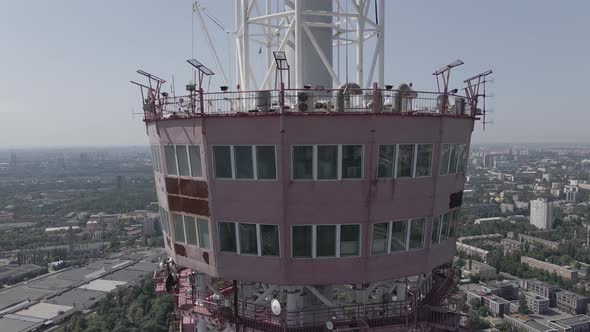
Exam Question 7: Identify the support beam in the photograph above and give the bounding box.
[306,286,335,307]
[302,24,341,87]
[253,284,277,304]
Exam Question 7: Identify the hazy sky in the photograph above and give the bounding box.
[1,0,589,147]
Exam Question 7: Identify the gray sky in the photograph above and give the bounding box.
[1,0,589,147]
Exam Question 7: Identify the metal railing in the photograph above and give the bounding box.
[166,267,468,331]
[142,86,475,122]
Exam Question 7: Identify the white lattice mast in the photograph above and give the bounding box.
[235,0,386,90]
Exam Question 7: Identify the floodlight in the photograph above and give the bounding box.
[433,59,464,75]
[273,51,289,70]
[463,70,493,83]
[136,70,165,83]
[186,59,214,76]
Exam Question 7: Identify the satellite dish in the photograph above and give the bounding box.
[270,299,281,316]
[326,321,334,330]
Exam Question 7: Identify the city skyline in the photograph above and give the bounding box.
[1,0,589,147]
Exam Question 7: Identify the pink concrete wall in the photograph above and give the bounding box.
[147,114,473,285]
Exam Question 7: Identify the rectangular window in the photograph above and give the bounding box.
[197,219,210,249]
[342,145,362,179]
[372,222,389,255]
[213,146,232,178]
[457,144,468,173]
[449,144,459,174]
[219,222,237,252]
[189,145,203,177]
[316,225,336,257]
[440,144,451,175]
[234,146,254,179]
[176,145,190,176]
[184,216,198,246]
[391,220,408,252]
[378,145,395,178]
[293,146,314,179]
[239,223,258,254]
[431,216,441,245]
[440,213,450,241]
[155,147,162,173]
[317,145,338,180]
[159,207,168,234]
[173,213,185,243]
[165,146,178,176]
[292,225,312,257]
[340,225,360,257]
[256,146,276,180]
[409,218,425,249]
[415,144,433,177]
[261,224,280,256]
[397,144,414,178]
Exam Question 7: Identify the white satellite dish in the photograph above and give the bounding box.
[270,299,281,316]
[326,321,334,330]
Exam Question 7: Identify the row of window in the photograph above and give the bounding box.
[218,222,280,256]
[431,209,460,245]
[292,145,363,180]
[215,213,459,258]
[172,213,210,249]
[371,218,426,255]
[213,145,277,180]
[377,144,432,178]
[440,144,468,175]
[152,143,468,180]
[164,145,203,178]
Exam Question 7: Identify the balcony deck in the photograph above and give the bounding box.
[141,87,476,123]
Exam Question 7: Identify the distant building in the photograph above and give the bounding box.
[142,217,160,236]
[530,199,554,230]
[467,290,510,317]
[0,264,45,285]
[504,314,557,332]
[474,217,506,224]
[555,290,590,315]
[521,256,578,282]
[501,238,522,255]
[501,203,515,213]
[548,315,590,332]
[520,256,578,282]
[519,234,560,250]
[464,260,496,280]
[520,280,559,306]
[565,185,579,203]
[456,242,489,263]
[523,291,550,314]
[481,280,519,301]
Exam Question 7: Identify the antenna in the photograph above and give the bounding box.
[433,60,464,114]
[131,69,167,121]
[463,69,493,129]
[270,299,281,316]
[187,59,215,91]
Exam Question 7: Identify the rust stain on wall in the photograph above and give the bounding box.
[167,195,210,217]
[174,243,187,257]
[165,177,180,195]
[179,179,209,199]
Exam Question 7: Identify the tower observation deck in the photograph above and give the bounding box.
[134,1,491,331]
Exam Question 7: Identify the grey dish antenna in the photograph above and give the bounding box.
[270,299,281,316]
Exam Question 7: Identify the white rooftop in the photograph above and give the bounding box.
[78,279,126,292]
[15,302,74,320]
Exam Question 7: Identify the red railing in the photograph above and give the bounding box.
[142,86,475,122]
[165,267,468,331]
